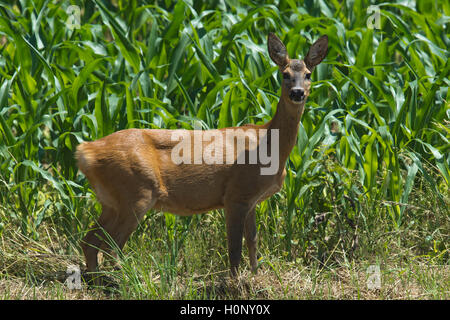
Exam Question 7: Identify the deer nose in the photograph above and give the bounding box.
[289,88,305,101]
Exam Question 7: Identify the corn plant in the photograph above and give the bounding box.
[0,0,448,274]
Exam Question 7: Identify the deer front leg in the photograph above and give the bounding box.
[225,202,251,277]
[244,208,258,274]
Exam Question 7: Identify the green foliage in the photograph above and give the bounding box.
[0,0,448,286]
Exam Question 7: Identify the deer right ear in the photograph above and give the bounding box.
[304,35,328,72]
[268,33,289,68]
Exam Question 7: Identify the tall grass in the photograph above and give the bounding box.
[0,0,448,298]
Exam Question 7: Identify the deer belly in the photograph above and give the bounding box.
[155,165,228,215]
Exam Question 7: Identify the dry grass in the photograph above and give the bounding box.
[1,226,448,300]
[2,262,447,300]
[1,180,448,300]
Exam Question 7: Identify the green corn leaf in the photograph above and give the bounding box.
[94,0,141,72]
[72,58,105,113]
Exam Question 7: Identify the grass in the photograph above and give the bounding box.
[1,172,448,299]
[0,0,449,299]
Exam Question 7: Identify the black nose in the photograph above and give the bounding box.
[290,88,304,101]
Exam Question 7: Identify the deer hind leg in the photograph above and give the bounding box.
[102,190,157,262]
[82,188,156,273]
[225,201,253,277]
[81,205,118,273]
[244,207,258,274]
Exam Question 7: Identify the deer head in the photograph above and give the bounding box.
[268,33,328,106]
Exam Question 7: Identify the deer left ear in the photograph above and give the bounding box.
[304,35,328,72]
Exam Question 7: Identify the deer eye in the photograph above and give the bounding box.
[282,72,290,80]
[305,73,311,80]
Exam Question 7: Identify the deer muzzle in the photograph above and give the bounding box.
[289,87,305,102]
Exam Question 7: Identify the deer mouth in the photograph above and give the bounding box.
[289,89,305,103]
[290,95,305,104]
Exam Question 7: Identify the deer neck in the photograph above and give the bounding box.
[265,95,305,172]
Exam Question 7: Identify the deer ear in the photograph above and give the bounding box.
[304,35,328,71]
[268,33,289,68]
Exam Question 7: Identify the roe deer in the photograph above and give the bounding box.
[76,33,328,277]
